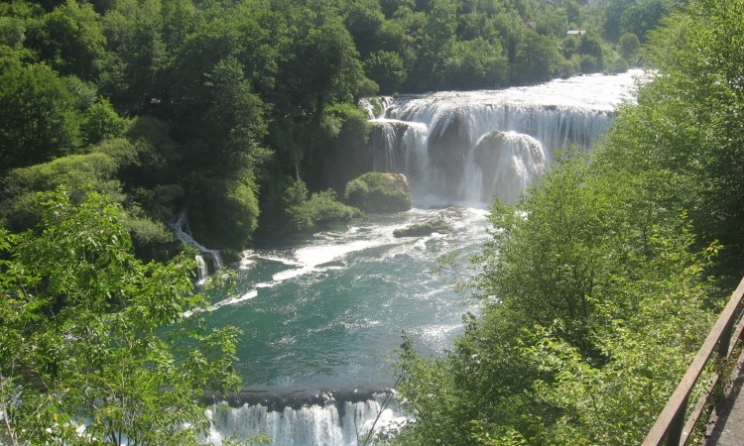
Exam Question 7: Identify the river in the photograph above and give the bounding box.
[198,70,644,445]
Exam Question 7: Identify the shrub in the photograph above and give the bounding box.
[580,55,600,73]
[284,180,361,230]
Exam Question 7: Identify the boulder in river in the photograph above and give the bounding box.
[393,219,452,237]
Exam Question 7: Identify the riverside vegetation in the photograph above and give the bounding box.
[0,0,734,444]
[391,0,744,444]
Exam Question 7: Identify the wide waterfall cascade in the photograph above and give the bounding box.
[171,210,224,274]
[366,70,642,204]
[205,393,406,446]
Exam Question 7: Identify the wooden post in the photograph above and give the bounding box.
[719,318,734,360]
[666,395,688,446]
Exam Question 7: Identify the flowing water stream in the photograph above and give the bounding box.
[202,71,644,445]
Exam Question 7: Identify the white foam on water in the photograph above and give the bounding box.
[211,227,406,311]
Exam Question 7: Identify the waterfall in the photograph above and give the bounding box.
[464,131,547,203]
[195,255,209,283]
[370,121,398,172]
[358,96,395,120]
[202,72,644,446]
[204,393,407,446]
[400,123,431,200]
[360,70,642,205]
[171,210,224,274]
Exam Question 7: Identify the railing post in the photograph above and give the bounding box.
[718,318,734,359]
[643,277,744,446]
[665,394,688,446]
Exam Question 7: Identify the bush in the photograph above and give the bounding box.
[365,50,407,94]
[580,55,600,73]
[81,97,129,146]
[0,60,81,172]
[607,57,629,74]
[1,152,123,205]
[344,172,412,213]
[0,191,241,446]
[558,58,579,78]
[284,180,361,231]
[619,32,641,61]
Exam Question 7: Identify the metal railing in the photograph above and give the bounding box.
[643,277,744,446]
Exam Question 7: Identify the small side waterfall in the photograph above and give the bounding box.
[195,255,209,283]
[171,210,224,276]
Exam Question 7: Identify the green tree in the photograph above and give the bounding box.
[444,37,508,89]
[620,0,671,42]
[380,0,416,18]
[619,32,640,61]
[160,0,198,53]
[100,0,167,115]
[187,176,261,249]
[609,0,744,281]
[514,30,561,82]
[81,97,129,146]
[0,190,242,445]
[32,0,106,81]
[602,0,635,42]
[0,58,81,172]
[578,31,604,69]
[412,0,457,89]
[365,50,408,93]
[535,5,568,38]
[200,56,269,175]
[565,0,581,25]
[493,11,523,64]
[344,0,386,57]
[393,149,717,445]
[297,18,369,112]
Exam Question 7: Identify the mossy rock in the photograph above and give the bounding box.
[393,219,452,238]
[344,172,412,213]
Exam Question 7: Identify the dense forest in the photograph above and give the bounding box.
[0,0,655,260]
[4,0,742,444]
